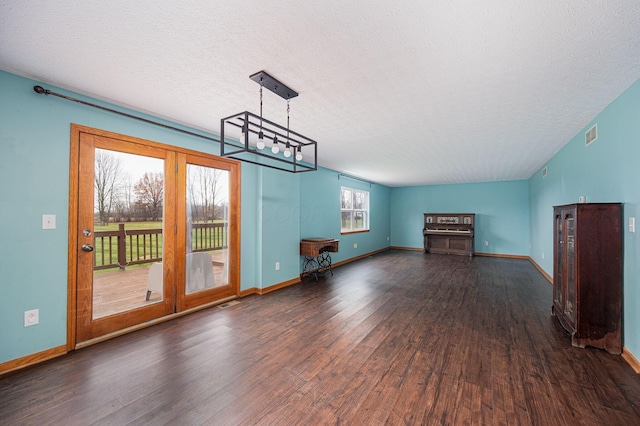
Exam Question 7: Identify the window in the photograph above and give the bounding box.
[341,186,369,233]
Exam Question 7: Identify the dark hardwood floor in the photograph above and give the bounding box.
[2,250,640,425]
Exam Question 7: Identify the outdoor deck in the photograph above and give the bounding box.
[93,253,226,318]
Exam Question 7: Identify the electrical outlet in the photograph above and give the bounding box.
[353,243,357,249]
[24,309,39,327]
[275,262,280,271]
[483,241,488,246]
[42,214,56,229]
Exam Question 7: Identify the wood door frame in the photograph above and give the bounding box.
[67,124,241,350]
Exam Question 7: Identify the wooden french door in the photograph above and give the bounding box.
[69,125,240,345]
[176,152,240,310]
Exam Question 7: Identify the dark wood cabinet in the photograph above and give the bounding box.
[552,203,622,354]
[423,213,475,256]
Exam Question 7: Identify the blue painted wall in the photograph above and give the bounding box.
[4,65,640,367]
[300,168,391,264]
[0,70,389,365]
[0,71,306,363]
[240,164,260,290]
[529,78,640,356]
[260,167,301,285]
[390,180,530,255]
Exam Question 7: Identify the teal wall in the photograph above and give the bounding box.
[259,167,301,285]
[529,78,640,356]
[389,180,530,255]
[300,168,391,263]
[0,70,353,364]
[3,65,640,366]
[240,165,260,290]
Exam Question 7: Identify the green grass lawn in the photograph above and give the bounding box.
[95,221,163,232]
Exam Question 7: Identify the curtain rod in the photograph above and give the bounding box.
[338,173,373,186]
[32,85,222,144]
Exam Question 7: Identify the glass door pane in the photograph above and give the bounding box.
[92,149,166,318]
[554,213,563,308]
[565,213,576,322]
[185,164,229,294]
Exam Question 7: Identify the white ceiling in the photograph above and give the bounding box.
[2,1,640,187]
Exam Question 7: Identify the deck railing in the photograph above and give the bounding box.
[93,222,228,270]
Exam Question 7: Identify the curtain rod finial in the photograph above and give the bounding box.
[33,86,49,95]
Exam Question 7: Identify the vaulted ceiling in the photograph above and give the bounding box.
[2,1,640,186]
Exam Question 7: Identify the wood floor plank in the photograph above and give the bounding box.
[386,348,434,425]
[2,251,640,425]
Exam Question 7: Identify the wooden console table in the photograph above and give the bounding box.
[300,238,339,280]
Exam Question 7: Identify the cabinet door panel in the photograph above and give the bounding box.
[554,212,563,309]
[564,213,576,323]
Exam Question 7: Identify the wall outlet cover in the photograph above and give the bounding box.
[42,214,56,229]
[24,309,39,327]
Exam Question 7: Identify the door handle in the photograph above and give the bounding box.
[82,244,94,252]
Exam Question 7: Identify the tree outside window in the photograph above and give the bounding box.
[341,187,369,232]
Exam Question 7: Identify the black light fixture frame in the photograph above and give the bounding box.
[220,71,317,173]
[220,111,317,173]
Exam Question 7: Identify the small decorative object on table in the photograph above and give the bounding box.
[300,238,339,280]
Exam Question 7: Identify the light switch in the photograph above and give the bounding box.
[42,214,56,229]
[630,217,635,233]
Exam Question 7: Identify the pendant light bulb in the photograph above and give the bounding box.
[284,141,292,158]
[271,136,280,154]
[295,146,303,161]
[240,125,246,145]
[256,131,265,150]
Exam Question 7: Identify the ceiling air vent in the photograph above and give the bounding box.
[585,124,597,146]
[542,167,547,178]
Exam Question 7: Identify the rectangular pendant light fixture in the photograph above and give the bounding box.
[220,71,317,173]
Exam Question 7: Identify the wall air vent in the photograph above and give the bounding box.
[585,124,597,146]
[542,167,547,177]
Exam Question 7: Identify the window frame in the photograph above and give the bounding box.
[340,186,370,234]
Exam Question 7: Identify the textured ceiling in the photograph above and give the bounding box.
[2,1,640,187]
